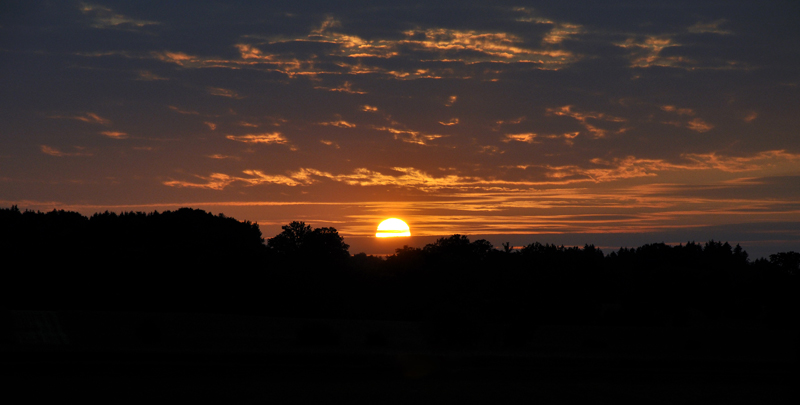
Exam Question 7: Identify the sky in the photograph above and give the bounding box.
[1,1,799,258]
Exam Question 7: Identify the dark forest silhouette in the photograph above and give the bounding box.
[1,206,797,331]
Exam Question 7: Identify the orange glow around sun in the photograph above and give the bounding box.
[376,218,411,238]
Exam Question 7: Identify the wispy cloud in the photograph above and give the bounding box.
[99,131,128,139]
[40,145,91,157]
[371,126,444,145]
[225,132,294,149]
[314,81,366,94]
[79,3,160,29]
[206,154,238,160]
[50,112,111,125]
[546,105,626,138]
[319,120,356,128]
[688,19,733,35]
[168,106,199,115]
[504,133,537,143]
[136,70,167,81]
[208,87,243,99]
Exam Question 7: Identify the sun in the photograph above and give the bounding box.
[376,218,410,238]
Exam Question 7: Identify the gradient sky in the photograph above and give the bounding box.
[2,1,799,257]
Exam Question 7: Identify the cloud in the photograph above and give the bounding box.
[314,81,366,94]
[546,106,626,138]
[206,154,238,160]
[361,105,379,112]
[204,122,217,130]
[683,150,800,172]
[40,145,91,157]
[99,131,128,139]
[136,71,167,81]
[319,120,356,128]
[685,118,714,133]
[371,126,444,145]
[504,133,537,143]
[688,20,733,35]
[50,112,111,125]
[660,105,695,116]
[168,106,199,115]
[225,133,295,149]
[79,3,160,29]
[439,118,459,126]
[207,87,243,99]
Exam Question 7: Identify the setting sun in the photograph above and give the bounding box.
[376,218,411,238]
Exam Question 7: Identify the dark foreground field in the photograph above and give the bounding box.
[3,310,796,404]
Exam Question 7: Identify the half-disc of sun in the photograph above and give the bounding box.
[376,218,410,238]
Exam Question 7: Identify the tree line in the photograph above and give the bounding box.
[1,206,797,329]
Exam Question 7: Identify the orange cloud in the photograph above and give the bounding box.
[40,145,92,157]
[226,132,287,144]
[136,70,167,81]
[79,3,160,29]
[168,106,199,115]
[99,131,128,139]
[314,81,366,94]
[319,120,356,128]
[686,118,714,133]
[439,118,459,126]
[660,105,695,116]
[51,112,111,125]
[547,105,626,138]
[504,133,537,143]
[208,87,243,99]
[371,126,444,145]
[688,19,732,35]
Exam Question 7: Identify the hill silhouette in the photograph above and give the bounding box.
[1,206,797,330]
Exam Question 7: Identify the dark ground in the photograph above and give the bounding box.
[2,310,796,404]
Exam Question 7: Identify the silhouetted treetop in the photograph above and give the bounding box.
[267,221,349,260]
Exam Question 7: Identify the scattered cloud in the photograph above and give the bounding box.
[439,118,459,126]
[660,105,695,116]
[99,131,128,139]
[504,133,537,143]
[136,70,167,81]
[446,96,457,106]
[168,106,199,115]
[686,118,714,133]
[314,81,366,94]
[207,87,243,99]
[225,132,290,145]
[319,120,356,128]
[204,122,217,130]
[40,145,92,157]
[206,154,238,160]
[372,126,444,145]
[688,19,733,35]
[320,140,340,148]
[546,106,626,138]
[361,105,378,112]
[50,112,111,125]
[79,3,160,29]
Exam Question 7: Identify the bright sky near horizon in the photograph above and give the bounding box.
[1,1,799,257]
